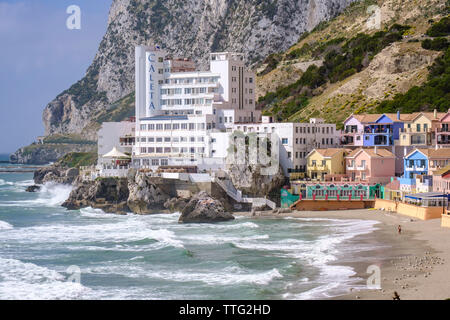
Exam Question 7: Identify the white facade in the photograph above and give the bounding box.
[233,117,340,175]
[133,46,261,171]
[98,121,135,164]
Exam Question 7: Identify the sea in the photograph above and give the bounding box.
[0,154,384,300]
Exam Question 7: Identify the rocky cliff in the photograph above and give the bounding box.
[41,0,357,141]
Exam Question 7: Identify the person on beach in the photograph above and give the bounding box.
[398,225,402,235]
[393,291,401,300]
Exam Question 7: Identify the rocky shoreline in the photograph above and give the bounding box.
[28,164,242,223]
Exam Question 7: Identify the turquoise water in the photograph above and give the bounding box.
[0,168,382,300]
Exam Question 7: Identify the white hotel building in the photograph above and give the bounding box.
[132,45,261,170]
[97,45,341,177]
[233,117,340,175]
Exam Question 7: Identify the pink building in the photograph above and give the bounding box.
[436,110,450,147]
[345,148,396,184]
[433,165,450,193]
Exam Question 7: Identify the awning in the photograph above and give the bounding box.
[103,147,130,159]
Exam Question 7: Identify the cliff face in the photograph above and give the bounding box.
[42,0,357,140]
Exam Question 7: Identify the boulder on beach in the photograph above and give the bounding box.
[25,185,41,193]
[178,191,234,223]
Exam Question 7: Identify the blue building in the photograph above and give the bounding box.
[362,113,404,147]
[403,148,429,179]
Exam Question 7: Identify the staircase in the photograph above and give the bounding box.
[213,177,276,210]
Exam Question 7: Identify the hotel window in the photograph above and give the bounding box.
[322,160,326,166]
[140,147,147,153]
[331,138,334,145]
[198,147,205,153]
[149,124,155,130]
[189,123,195,130]
[296,152,299,159]
[148,147,155,153]
[232,88,237,93]
[180,147,187,153]
[181,123,187,130]
[173,137,179,143]
[198,123,205,130]
[158,68,163,74]
[164,148,171,153]
[190,137,195,142]
[232,66,236,71]
[282,138,288,145]
[173,123,179,130]
[158,57,163,62]
[249,77,253,83]
[307,127,310,134]
[417,124,421,132]
[156,147,163,153]
[161,159,168,166]
[141,137,147,143]
[185,88,192,94]
[288,152,292,158]
[296,138,299,144]
[156,124,163,130]
[312,160,316,166]
[249,89,253,94]
[164,124,171,130]
[140,124,147,130]
[198,137,204,142]
[164,137,171,142]
[152,159,160,166]
[190,148,195,154]
[172,147,179,153]
[180,137,187,142]
[249,99,253,105]
[232,77,236,82]
[156,137,163,142]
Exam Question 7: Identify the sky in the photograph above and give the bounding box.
[0,0,112,154]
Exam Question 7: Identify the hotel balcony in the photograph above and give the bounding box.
[356,165,366,171]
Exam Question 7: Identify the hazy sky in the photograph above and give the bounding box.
[0,0,112,154]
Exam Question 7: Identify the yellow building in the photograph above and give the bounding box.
[399,111,444,146]
[306,148,347,180]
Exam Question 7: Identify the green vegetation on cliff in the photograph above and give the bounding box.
[258,24,412,120]
[376,17,450,113]
[58,152,97,168]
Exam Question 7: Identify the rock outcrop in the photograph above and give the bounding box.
[164,197,190,213]
[10,143,95,165]
[33,165,79,185]
[62,177,130,214]
[126,170,170,214]
[226,162,286,198]
[25,185,41,193]
[179,191,234,224]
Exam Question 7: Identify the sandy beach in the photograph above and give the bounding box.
[235,209,450,300]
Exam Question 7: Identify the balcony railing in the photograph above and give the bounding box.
[400,128,432,133]
[405,165,427,171]
[437,128,450,133]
